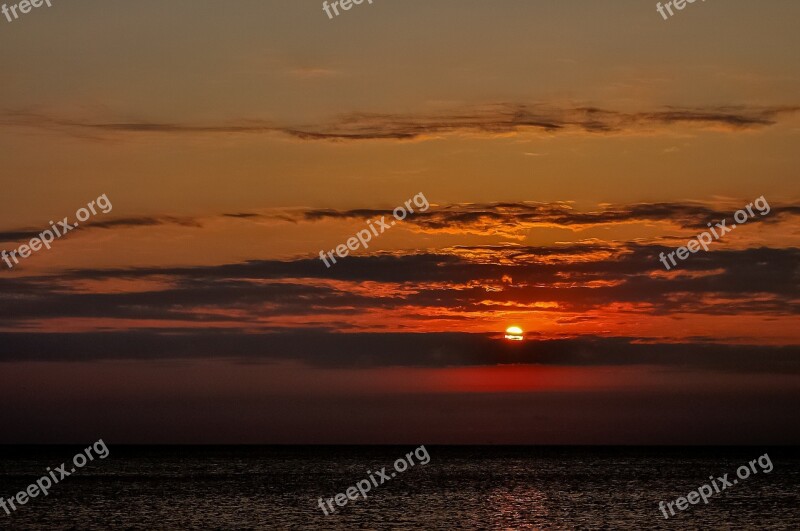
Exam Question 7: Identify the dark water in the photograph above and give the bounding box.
[0,446,798,530]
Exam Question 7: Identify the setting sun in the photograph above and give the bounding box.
[504,326,524,341]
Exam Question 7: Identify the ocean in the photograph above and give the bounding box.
[0,446,797,529]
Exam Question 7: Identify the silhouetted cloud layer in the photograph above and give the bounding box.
[4,200,797,243]
[2,201,796,372]
[0,329,797,373]
[1,244,797,327]
[298,201,800,235]
[4,104,797,141]
[0,216,201,242]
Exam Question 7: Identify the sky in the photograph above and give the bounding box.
[0,0,798,444]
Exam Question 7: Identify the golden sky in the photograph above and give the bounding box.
[0,0,798,443]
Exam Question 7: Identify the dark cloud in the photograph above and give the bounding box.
[300,201,800,233]
[0,216,202,243]
[1,244,797,326]
[222,212,262,219]
[3,200,797,245]
[3,104,797,142]
[281,105,800,140]
[0,329,798,374]
[89,216,203,229]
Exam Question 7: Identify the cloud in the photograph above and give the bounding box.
[0,216,202,243]
[3,104,797,142]
[1,244,797,326]
[281,105,800,140]
[298,200,800,237]
[5,200,797,244]
[0,329,798,373]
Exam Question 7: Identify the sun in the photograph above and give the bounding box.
[504,326,524,341]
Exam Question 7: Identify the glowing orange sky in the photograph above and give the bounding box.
[0,0,798,443]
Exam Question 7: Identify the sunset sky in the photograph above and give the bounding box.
[1,0,798,443]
